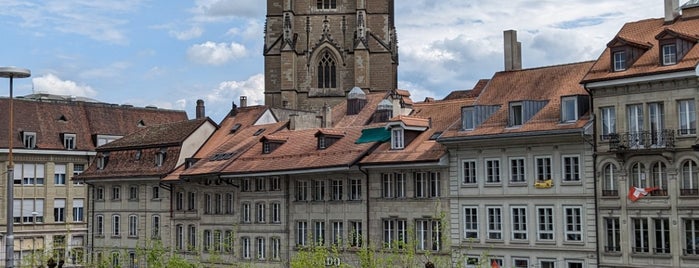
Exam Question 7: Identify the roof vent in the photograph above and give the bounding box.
[347,87,367,115]
[374,99,394,123]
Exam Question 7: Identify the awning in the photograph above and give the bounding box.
[355,127,390,144]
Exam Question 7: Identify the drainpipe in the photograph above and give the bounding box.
[584,84,600,267]
[359,167,370,260]
[84,180,95,260]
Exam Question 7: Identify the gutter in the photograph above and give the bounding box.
[583,67,699,88]
[438,128,585,143]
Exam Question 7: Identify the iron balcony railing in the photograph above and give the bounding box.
[606,130,676,151]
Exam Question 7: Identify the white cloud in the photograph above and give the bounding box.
[187,41,248,65]
[32,74,98,97]
[191,0,264,21]
[80,61,131,79]
[170,26,204,40]
[205,74,264,106]
[225,20,263,40]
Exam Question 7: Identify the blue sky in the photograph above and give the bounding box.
[0,0,665,122]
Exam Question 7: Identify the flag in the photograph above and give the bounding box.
[628,187,659,202]
[491,260,501,268]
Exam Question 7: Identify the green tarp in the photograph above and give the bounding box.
[355,127,390,144]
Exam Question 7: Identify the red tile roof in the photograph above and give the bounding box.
[443,79,490,100]
[582,16,699,83]
[99,118,214,150]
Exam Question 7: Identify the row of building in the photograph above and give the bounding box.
[2,0,699,267]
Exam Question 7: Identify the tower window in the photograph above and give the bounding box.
[317,0,337,10]
[318,51,337,89]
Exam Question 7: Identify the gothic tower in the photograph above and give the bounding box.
[264,0,398,111]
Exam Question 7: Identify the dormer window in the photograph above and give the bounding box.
[97,153,110,170]
[613,51,626,71]
[261,136,286,154]
[561,97,578,122]
[315,130,343,150]
[23,131,36,149]
[662,44,677,65]
[155,149,166,167]
[391,128,404,150]
[263,142,271,154]
[317,0,336,10]
[318,136,327,149]
[63,133,76,150]
[510,103,523,127]
[463,107,475,130]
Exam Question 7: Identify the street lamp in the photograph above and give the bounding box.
[0,66,31,268]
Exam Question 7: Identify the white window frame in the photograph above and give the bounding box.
[463,107,476,130]
[54,199,65,223]
[633,218,650,253]
[331,179,343,201]
[613,51,626,71]
[536,206,555,241]
[485,158,501,184]
[96,215,104,236]
[463,206,479,239]
[462,160,477,184]
[511,206,528,240]
[271,237,281,260]
[256,237,266,260]
[678,99,696,135]
[600,106,616,138]
[349,178,362,200]
[486,206,503,240]
[128,215,138,237]
[313,221,325,245]
[561,96,578,122]
[331,221,344,246]
[297,221,308,246]
[23,131,37,149]
[562,155,581,182]
[513,257,530,268]
[72,199,84,222]
[391,128,405,150]
[662,43,677,65]
[271,202,281,223]
[509,157,526,183]
[350,221,363,247]
[242,203,251,223]
[242,237,251,259]
[54,164,66,185]
[564,206,583,242]
[256,202,266,223]
[112,215,121,237]
[535,156,552,181]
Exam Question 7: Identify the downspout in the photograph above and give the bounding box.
[84,180,95,260]
[584,83,600,267]
[359,167,370,248]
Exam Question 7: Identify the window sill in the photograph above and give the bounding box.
[535,240,556,245]
[508,182,527,187]
[562,241,585,246]
[510,239,529,244]
[461,184,478,188]
[484,183,502,187]
[560,181,582,186]
[602,251,622,257]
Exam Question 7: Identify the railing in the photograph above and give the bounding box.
[607,130,675,151]
[604,246,620,252]
[680,189,699,196]
[650,189,668,196]
[602,190,618,197]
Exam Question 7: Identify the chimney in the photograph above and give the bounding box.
[195,99,205,119]
[392,93,402,117]
[504,30,522,71]
[240,96,248,108]
[230,101,238,116]
[322,103,332,128]
[289,114,298,130]
[665,0,680,22]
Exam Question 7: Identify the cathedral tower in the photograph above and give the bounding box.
[264,0,398,111]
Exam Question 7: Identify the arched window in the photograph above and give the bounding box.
[681,160,699,196]
[317,51,337,89]
[602,163,618,196]
[630,163,646,188]
[651,162,667,196]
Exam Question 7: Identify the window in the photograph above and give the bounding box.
[73,199,84,222]
[188,225,197,250]
[331,179,343,200]
[112,252,120,267]
[391,128,404,149]
[256,202,266,223]
[271,202,281,223]
[511,207,528,240]
[226,193,234,214]
[54,164,66,185]
[415,219,441,251]
[128,215,138,237]
[262,142,271,154]
[214,194,222,214]
[605,217,621,252]
[613,51,626,71]
[60,133,76,150]
[463,207,478,239]
[682,160,699,196]
[313,221,325,245]
[176,192,184,211]
[633,218,650,253]
[487,207,502,240]
[242,237,251,259]
[96,187,105,201]
[536,156,552,181]
[655,218,671,254]
[510,157,525,183]
[23,131,36,148]
[564,206,583,242]
[602,163,618,196]
[15,163,45,186]
[537,207,554,241]
[297,221,308,246]
[204,194,212,214]
[465,257,480,268]
[678,99,696,135]
[175,224,184,250]
[96,215,104,236]
[256,177,266,191]
[627,104,644,148]
[382,173,405,198]
[561,96,578,122]
[662,44,677,65]
[256,237,266,260]
[188,192,196,211]
[213,230,222,252]
[242,203,251,223]
[111,186,120,200]
[567,260,584,268]
[54,199,65,223]
[155,150,165,167]
[562,155,580,182]
[316,0,337,10]
[349,179,361,200]
[317,51,337,88]
[152,215,160,239]
[383,219,407,248]
[72,164,85,185]
[15,199,45,223]
[312,180,325,201]
[415,172,440,198]
[463,160,477,184]
[242,178,251,192]
[686,219,699,255]
[485,159,501,183]
[510,102,523,126]
[203,230,212,251]
[224,230,234,252]
[350,221,363,247]
[648,102,665,147]
[630,162,647,188]
[513,258,529,268]
[651,162,668,196]
[601,107,616,139]
[152,187,160,199]
[271,237,281,260]
[463,107,475,130]
[97,153,109,170]
[296,180,310,201]
[112,215,121,236]
[331,221,344,246]
[270,176,281,191]
[129,186,138,200]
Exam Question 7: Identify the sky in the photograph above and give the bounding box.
[0,0,668,122]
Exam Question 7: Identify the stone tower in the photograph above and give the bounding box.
[264,0,398,111]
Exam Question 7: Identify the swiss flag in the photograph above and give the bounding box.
[491,260,501,268]
[628,187,659,202]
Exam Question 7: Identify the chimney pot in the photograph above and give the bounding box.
[240,96,248,108]
[195,99,205,119]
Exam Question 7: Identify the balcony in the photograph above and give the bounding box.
[606,130,675,152]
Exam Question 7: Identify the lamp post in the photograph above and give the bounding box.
[0,67,31,268]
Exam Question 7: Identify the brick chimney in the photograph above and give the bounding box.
[665,0,680,22]
[504,30,522,71]
[195,99,205,119]
[240,96,248,108]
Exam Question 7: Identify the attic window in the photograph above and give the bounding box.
[63,133,76,150]
[253,128,265,136]
[58,115,68,122]
[210,152,235,161]
[231,123,242,133]
[662,44,677,65]
[155,149,166,167]
[135,150,142,160]
[22,131,37,149]
[263,142,272,154]
[613,51,626,71]
[561,97,578,122]
[463,107,475,130]
[97,153,110,170]
[318,136,327,149]
[138,120,146,127]
[391,128,404,150]
[429,132,442,140]
[510,103,523,127]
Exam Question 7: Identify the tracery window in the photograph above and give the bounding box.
[317,51,337,89]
